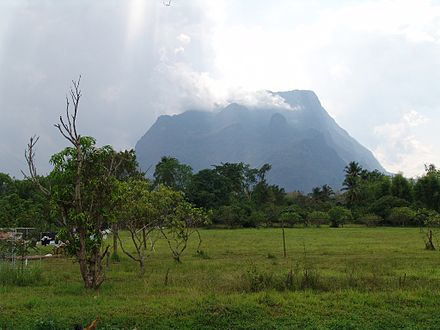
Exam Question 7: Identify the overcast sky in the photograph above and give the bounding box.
[1,0,440,178]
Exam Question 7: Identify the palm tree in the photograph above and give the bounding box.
[342,161,362,207]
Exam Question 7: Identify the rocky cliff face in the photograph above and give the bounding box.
[135,90,385,192]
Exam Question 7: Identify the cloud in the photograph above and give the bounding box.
[0,1,213,177]
[177,33,191,45]
[150,59,293,114]
[174,46,185,55]
[373,111,434,177]
[225,89,293,110]
[1,0,440,180]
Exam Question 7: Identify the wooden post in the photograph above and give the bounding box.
[282,221,286,258]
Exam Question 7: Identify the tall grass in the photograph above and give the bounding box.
[0,261,43,286]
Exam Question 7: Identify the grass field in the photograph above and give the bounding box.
[1,227,440,329]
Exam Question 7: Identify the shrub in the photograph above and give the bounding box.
[357,214,382,227]
[369,195,408,220]
[328,206,352,227]
[247,210,266,228]
[279,211,303,227]
[307,211,329,227]
[388,207,417,226]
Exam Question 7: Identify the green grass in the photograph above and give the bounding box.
[0,262,43,286]
[1,227,440,329]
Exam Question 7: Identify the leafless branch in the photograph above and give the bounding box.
[54,75,82,146]
[100,245,110,260]
[22,135,50,196]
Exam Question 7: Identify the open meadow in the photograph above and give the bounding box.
[1,227,440,329]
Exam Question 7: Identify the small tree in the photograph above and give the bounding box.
[328,206,352,228]
[25,78,119,289]
[154,186,210,262]
[110,150,144,261]
[417,209,440,250]
[115,179,158,275]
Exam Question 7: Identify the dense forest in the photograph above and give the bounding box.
[2,155,440,231]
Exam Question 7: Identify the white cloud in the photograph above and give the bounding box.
[403,110,428,126]
[177,33,191,45]
[150,59,293,114]
[2,0,440,179]
[174,46,185,55]
[225,89,293,110]
[373,111,435,177]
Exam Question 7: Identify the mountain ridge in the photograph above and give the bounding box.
[135,90,385,192]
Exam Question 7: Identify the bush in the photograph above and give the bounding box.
[357,214,382,227]
[247,210,266,227]
[388,207,417,226]
[369,195,408,220]
[307,211,329,227]
[328,206,352,227]
[279,211,303,227]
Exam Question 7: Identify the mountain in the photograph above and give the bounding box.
[135,90,385,192]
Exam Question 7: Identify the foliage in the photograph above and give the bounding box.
[155,185,210,262]
[49,137,118,288]
[368,195,409,221]
[116,182,210,268]
[187,162,283,228]
[342,161,362,207]
[356,214,382,227]
[154,156,193,192]
[414,165,440,212]
[24,79,121,289]
[0,175,51,230]
[328,206,352,227]
[307,211,329,227]
[114,179,156,274]
[279,210,303,227]
[391,173,413,202]
[387,207,416,226]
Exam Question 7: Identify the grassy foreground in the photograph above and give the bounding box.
[1,227,440,329]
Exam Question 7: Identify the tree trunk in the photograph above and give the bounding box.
[139,256,145,276]
[426,229,435,250]
[77,228,105,289]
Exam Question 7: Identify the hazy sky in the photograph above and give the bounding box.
[1,0,440,178]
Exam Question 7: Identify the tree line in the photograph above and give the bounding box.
[151,157,440,229]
